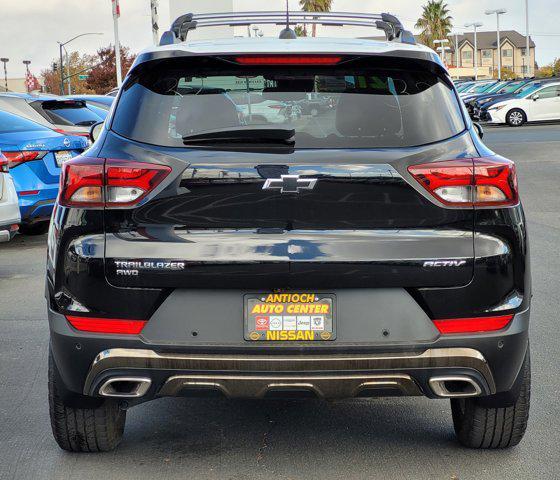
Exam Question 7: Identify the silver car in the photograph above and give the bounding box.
[0,151,20,242]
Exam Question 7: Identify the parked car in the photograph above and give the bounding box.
[64,95,114,110]
[0,93,104,137]
[0,152,20,241]
[47,11,530,452]
[459,80,499,98]
[0,110,89,234]
[475,78,560,121]
[487,81,560,126]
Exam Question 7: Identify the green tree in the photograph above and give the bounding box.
[535,58,560,78]
[41,51,96,95]
[299,0,333,37]
[294,25,307,37]
[415,0,453,50]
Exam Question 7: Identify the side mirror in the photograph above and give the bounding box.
[473,122,484,139]
[90,121,104,144]
[532,94,539,101]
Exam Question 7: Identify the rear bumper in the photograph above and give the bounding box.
[19,195,56,222]
[83,347,495,400]
[48,305,529,402]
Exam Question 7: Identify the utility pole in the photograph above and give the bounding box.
[0,58,9,92]
[23,60,31,92]
[525,0,530,77]
[454,32,460,67]
[57,33,103,95]
[112,0,123,87]
[486,9,507,80]
[464,22,483,80]
[64,47,71,95]
[150,0,159,46]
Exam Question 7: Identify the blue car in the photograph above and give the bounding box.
[0,110,89,234]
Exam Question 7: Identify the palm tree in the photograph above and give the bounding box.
[415,0,453,50]
[299,0,333,37]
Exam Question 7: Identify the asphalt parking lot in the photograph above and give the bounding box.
[1,123,559,480]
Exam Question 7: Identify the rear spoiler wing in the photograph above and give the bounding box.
[159,11,416,46]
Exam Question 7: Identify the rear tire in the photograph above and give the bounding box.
[19,222,49,236]
[48,349,126,452]
[506,108,527,127]
[451,348,530,449]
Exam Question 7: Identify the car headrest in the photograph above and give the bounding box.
[176,94,240,135]
[335,93,403,138]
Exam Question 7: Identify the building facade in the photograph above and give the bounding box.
[446,31,536,79]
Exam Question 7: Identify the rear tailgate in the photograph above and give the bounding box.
[103,139,476,289]
[102,53,475,290]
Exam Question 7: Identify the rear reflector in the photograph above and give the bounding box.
[408,157,518,207]
[433,315,513,334]
[19,190,40,196]
[66,316,147,334]
[3,151,47,168]
[235,55,342,65]
[59,158,171,208]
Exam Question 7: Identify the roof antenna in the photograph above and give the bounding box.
[279,0,297,39]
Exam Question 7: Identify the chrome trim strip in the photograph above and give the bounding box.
[84,347,495,396]
[429,376,483,398]
[98,376,152,398]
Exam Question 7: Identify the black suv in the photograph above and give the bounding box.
[47,12,530,452]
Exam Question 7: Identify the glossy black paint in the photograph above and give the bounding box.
[46,128,529,322]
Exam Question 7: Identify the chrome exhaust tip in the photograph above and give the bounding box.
[428,376,482,398]
[98,377,152,398]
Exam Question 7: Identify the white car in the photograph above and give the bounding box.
[488,82,560,126]
[0,152,21,242]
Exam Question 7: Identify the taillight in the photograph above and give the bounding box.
[59,157,171,208]
[234,55,342,65]
[66,315,147,334]
[408,157,518,207]
[433,314,513,334]
[3,151,47,168]
[0,153,8,173]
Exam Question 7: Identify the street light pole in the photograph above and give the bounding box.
[525,0,530,77]
[0,58,8,92]
[150,0,159,46]
[486,9,507,80]
[112,0,122,87]
[57,32,103,96]
[464,22,483,80]
[433,39,449,62]
[23,60,31,92]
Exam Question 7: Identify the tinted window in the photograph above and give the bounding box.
[112,58,465,149]
[39,100,102,126]
[535,86,560,99]
[0,110,51,134]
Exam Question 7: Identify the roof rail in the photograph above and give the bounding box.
[159,11,415,46]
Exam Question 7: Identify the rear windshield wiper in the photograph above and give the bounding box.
[182,127,295,146]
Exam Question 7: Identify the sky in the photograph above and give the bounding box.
[0,0,558,78]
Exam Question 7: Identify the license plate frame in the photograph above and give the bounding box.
[54,150,73,167]
[244,292,336,341]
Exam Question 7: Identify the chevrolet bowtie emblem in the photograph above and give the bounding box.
[262,175,317,193]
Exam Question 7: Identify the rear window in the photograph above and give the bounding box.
[0,109,51,134]
[37,100,102,127]
[112,57,465,149]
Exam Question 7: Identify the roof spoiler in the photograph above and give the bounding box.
[159,11,416,46]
